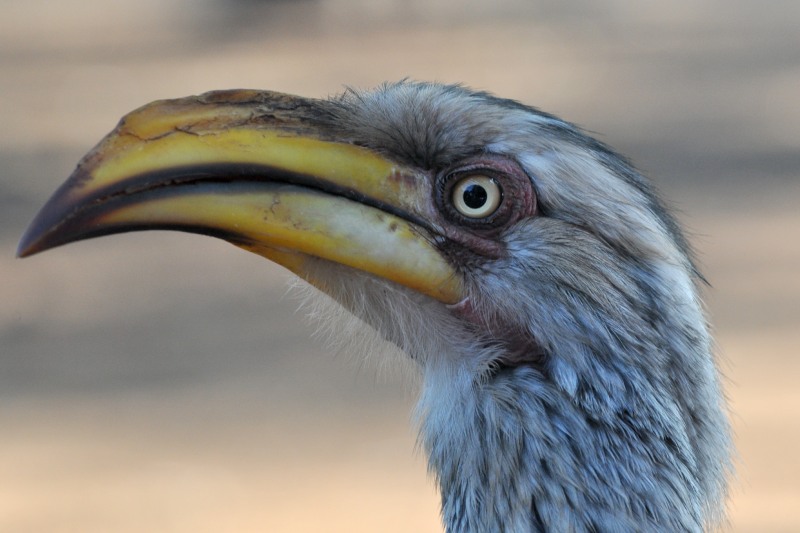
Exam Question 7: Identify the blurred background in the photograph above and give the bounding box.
[1,0,798,531]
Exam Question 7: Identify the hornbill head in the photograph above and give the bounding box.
[19,82,731,531]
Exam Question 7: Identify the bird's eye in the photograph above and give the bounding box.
[451,175,502,219]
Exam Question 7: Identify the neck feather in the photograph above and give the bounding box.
[418,341,727,532]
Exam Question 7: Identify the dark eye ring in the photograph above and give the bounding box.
[451,175,502,219]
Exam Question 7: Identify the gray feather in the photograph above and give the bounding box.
[300,81,731,532]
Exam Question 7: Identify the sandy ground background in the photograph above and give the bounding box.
[1,1,798,531]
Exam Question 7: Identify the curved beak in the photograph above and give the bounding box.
[18,89,462,304]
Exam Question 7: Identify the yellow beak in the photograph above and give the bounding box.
[18,89,462,304]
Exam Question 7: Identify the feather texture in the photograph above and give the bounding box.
[294,81,732,532]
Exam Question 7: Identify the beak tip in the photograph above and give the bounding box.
[17,184,84,259]
[17,227,43,258]
[17,201,68,259]
[16,243,34,259]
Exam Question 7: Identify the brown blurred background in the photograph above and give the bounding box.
[1,0,798,531]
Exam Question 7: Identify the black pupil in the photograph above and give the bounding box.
[462,184,488,209]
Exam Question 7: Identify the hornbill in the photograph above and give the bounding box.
[18,82,731,532]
